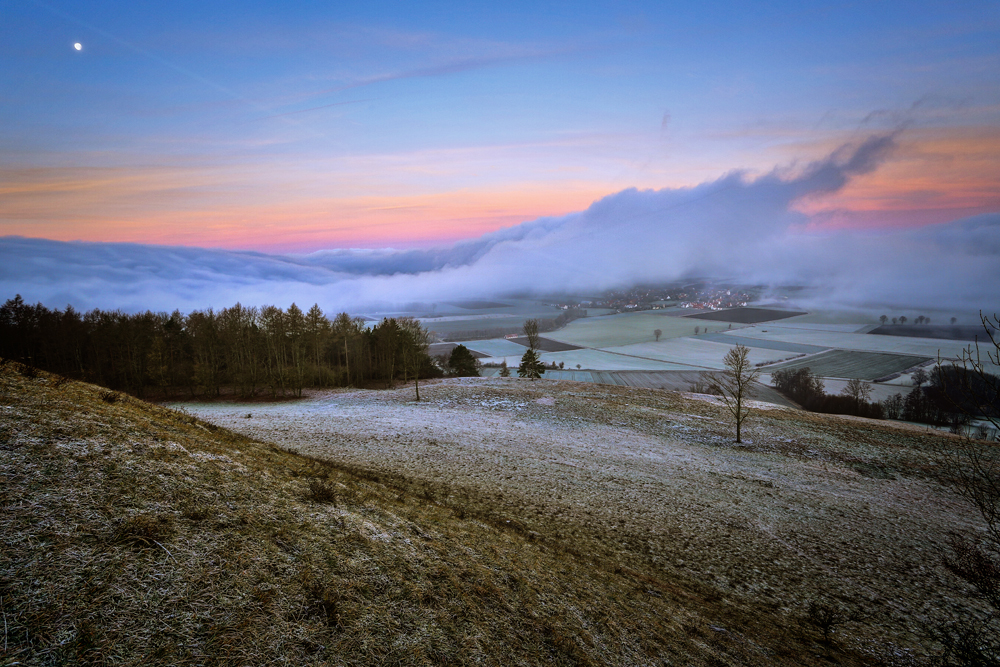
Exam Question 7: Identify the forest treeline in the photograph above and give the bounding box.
[772,364,999,432]
[0,295,442,399]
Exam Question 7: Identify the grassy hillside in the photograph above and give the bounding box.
[0,360,966,665]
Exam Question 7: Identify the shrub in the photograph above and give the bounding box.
[100,390,121,404]
[305,480,338,504]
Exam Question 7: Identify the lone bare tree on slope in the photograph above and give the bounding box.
[710,344,760,444]
[522,318,541,350]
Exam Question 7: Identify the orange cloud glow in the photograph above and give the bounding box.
[793,127,1000,229]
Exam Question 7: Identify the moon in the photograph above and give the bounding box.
[74,43,82,51]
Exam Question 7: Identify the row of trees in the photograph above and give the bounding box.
[878,314,951,325]
[0,295,443,399]
[771,368,886,419]
[770,361,999,432]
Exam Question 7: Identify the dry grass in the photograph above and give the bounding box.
[0,365,973,665]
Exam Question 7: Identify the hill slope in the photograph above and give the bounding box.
[0,363,982,665]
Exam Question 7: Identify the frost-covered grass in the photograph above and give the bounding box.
[5,363,774,666]
[6,348,989,666]
[174,377,988,665]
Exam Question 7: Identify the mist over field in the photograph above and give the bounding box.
[3,135,998,315]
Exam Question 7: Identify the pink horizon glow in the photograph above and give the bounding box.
[2,131,998,252]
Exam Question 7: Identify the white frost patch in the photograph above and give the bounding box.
[360,520,398,544]
[189,451,235,465]
[536,397,556,406]
[152,441,190,454]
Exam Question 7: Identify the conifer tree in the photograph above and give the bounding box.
[517,348,545,379]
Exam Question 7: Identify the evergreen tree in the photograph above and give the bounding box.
[498,360,510,377]
[517,348,545,379]
[449,344,480,377]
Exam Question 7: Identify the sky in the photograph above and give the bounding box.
[1,0,999,312]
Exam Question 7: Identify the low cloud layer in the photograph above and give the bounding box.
[2,134,998,316]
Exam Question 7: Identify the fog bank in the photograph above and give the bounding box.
[2,135,998,315]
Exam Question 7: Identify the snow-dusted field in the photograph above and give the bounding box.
[715,324,977,359]
[174,377,982,646]
[453,338,527,357]
[605,338,792,368]
[482,349,697,371]
[545,312,743,347]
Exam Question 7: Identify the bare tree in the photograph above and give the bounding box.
[900,315,908,325]
[709,344,761,443]
[654,328,662,341]
[912,367,929,388]
[882,392,904,419]
[522,318,541,350]
[931,312,1000,665]
[840,378,872,407]
[952,317,959,325]
[398,317,431,401]
[880,315,888,325]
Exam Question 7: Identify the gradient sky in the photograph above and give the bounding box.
[2,0,998,253]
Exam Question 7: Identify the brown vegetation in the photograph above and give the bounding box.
[0,361,858,666]
[2,359,993,665]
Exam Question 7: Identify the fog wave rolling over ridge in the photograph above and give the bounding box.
[2,135,998,315]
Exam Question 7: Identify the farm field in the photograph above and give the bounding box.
[764,321,872,333]
[413,300,566,338]
[438,306,997,381]
[419,315,538,336]
[685,307,806,324]
[427,342,492,359]
[766,349,931,380]
[532,348,697,371]
[698,332,828,354]
[546,311,745,348]
[505,335,583,352]
[445,300,512,309]
[771,309,882,325]
[451,338,527,358]
[714,325,981,362]
[604,338,792,369]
